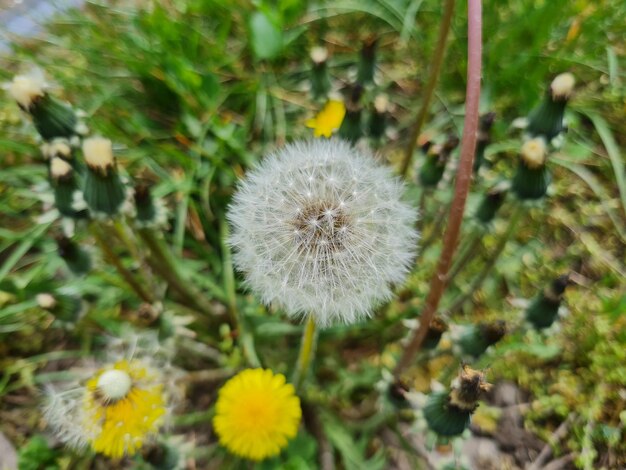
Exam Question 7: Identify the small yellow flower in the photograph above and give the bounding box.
[306,100,346,138]
[82,360,166,459]
[213,369,302,461]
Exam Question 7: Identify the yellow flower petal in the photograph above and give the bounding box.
[213,368,302,461]
[306,100,346,138]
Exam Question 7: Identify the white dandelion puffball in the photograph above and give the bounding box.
[228,139,418,326]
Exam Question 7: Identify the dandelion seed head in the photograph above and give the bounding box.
[228,139,418,326]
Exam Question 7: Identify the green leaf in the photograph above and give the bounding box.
[582,112,626,217]
[249,11,284,60]
[552,156,626,242]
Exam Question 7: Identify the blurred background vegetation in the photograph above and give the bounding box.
[0,0,624,468]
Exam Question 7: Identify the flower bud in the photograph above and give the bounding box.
[419,134,459,188]
[133,182,166,228]
[474,182,508,224]
[338,85,364,143]
[457,320,506,358]
[310,46,332,100]
[424,316,448,350]
[49,157,87,219]
[56,235,92,276]
[473,112,496,174]
[37,291,82,323]
[526,73,575,141]
[423,365,491,436]
[511,137,551,200]
[525,274,570,329]
[357,37,378,86]
[368,94,390,140]
[81,137,127,216]
[5,69,79,140]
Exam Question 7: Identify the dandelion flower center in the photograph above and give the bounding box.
[293,202,350,253]
[96,369,132,401]
[213,369,301,461]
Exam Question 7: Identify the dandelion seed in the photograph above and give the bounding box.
[213,369,301,461]
[228,139,418,326]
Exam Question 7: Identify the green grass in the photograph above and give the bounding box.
[1,0,625,468]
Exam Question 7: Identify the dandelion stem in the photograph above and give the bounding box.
[293,316,318,390]
[400,0,456,178]
[90,222,155,304]
[136,227,220,318]
[112,220,145,267]
[394,0,482,379]
[445,204,523,315]
[219,220,261,367]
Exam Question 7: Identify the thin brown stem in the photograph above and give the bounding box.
[399,0,456,178]
[394,0,482,379]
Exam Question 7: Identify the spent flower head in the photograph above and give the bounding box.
[44,359,168,459]
[228,139,418,326]
[43,334,176,460]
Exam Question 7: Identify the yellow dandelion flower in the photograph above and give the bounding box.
[82,360,166,459]
[213,368,302,461]
[305,99,346,138]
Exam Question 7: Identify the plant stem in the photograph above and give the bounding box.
[292,316,318,390]
[219,220,261,367]
[445,227,482,284]
[393,0,482,379]
[90,222,154,304]
[136,227,220,318]
[400,0,456,178]
[444,204,523,315]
